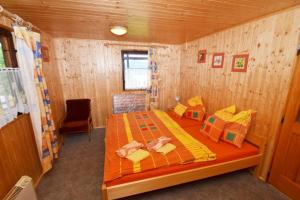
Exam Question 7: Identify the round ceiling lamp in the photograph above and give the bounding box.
[110,26,127,36]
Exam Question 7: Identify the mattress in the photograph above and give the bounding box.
[104,111,259,186]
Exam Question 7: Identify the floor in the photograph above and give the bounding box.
[37,128,289,200]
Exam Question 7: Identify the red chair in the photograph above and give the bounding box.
[59,99,93,142]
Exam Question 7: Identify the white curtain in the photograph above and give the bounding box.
[0,68,28,127]
[13,26,43,159]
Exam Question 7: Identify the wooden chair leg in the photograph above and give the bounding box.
[62,133,65,145]
[88,124,92,142]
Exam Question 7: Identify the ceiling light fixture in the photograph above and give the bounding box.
[110,26,127,36]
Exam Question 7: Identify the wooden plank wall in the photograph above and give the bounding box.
[53,39,181,127]
[41,32,65,128]
[0,114,42,199]
[179,7,300,179]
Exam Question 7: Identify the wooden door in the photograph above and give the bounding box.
[269,49,300,200]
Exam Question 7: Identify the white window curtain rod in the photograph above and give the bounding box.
[0,5,40,32]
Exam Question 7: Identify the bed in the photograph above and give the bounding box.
[101,110,266,200]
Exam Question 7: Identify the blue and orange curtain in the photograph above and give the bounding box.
[149,48,159,109]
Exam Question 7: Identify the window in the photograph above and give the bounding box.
[122,50,150,90]
[0,27,18,68]
[0,27,27,128]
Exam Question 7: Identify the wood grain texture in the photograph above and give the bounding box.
[1,0,300,44]
[41,32,65,128]
[0,114,42,199]
[179,7,300,179]
[53,39,181,127]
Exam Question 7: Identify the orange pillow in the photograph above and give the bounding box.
[200,114,227,142]
[200,105,236,142]
[184,105,206,121]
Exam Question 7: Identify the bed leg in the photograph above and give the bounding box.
[253,165,266,181]
[102,184,109,200]
[249,164,266,182]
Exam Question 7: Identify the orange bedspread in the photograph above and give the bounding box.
[104,110,216,182]
[104,112,259,186]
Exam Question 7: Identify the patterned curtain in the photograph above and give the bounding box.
[149,48,159,109]
[13,26,58,173]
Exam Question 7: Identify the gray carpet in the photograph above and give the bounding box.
[37,128,288,200]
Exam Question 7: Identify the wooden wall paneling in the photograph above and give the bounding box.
[0,114,42,199]
[41,32,65,128]
[53,39,181,127]
[179,7,300,179]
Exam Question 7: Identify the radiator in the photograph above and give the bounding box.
[113,94,147,114]
[3,176,38,200]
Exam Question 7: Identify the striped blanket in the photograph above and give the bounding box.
[104,110,216,182]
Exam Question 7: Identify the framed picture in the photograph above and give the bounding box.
[232,54,249,72]
[197,50,207,63]
[212,53,224,68]
[41,46,49,62]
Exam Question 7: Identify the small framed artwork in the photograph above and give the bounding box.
[212,53,224,68]
[41,46,50,62]
[197,50,207,63]
[232,54,249,72]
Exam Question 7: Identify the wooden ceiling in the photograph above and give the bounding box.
[1,0,300,44]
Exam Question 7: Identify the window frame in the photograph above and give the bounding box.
[121,50,149,91]
[0,27,18,68]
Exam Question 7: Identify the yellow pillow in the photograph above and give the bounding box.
[156,143,176,155]
[126,149,150,164]
[174,103,188,117]
[215,105,236,121]
[228,110,256,126]
[187,96,203,106]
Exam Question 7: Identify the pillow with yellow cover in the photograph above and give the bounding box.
[221,110,256,148]
[173,103,188,117]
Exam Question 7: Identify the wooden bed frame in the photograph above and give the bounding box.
[101,130,266,200]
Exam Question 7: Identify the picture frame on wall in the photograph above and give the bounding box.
[212,53,224,68]
[231,54,249,72]
[197,50,207,63]
[41,46,50,62]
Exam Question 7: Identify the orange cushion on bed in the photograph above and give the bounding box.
[167,111,201,127]
[200,114,227,142]
[184,104,206,122]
